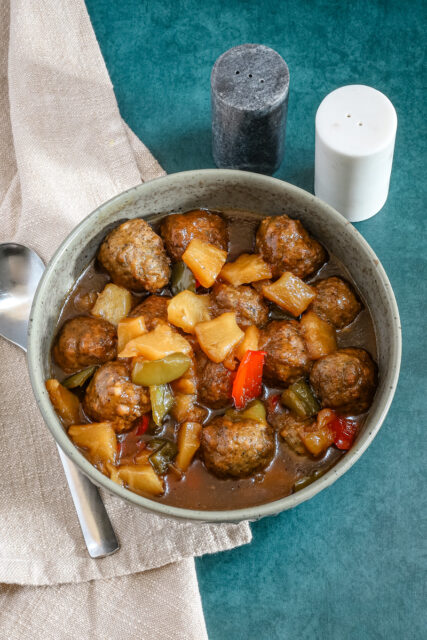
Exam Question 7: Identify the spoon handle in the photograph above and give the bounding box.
[56,446,120,557]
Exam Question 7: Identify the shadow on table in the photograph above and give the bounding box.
[154,127,214,174]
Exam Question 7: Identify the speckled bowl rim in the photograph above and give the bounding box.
[27,169,401,523]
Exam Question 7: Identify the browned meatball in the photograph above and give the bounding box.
[196,351,234,408]
[160,209,228,262]
[210,283,269,330]
[256,215,327,279]
[310,348,377,414]
[98,218,170,292]
[310,277,362,329]
[53,316,117,373]
[259,320,311,385]
[201,415,275,478]
[129,294,171,330]
[84,361,150,427]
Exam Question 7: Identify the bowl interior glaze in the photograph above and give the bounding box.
[27,170,401,522]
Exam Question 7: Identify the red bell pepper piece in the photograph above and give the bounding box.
[195,279,201,289]
[232,350,266,410]
[267,394,280,412]
[330,416,358,450]
[136,414,150,435]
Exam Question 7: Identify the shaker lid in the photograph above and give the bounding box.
[211,44,289,112]
[316,85,397,157]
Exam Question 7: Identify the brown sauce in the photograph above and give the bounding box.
[52,209,377,510]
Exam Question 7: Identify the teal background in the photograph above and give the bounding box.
[85,1,426,638]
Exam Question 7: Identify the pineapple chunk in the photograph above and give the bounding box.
[263,272,316,316]
[117,316,147,352]
[167,291,211,333]
[235,325,260,360]
[116,464,164,495]
[182,238,227,288]
[171,377,196,395]
[222,349,240,371]
[220,253,272,286]
[299,409,335,456]
[170,356,197,395]
[91,283,132,326]
[176,421,203,471]
[45,379,81,426]
[170,393,200,423]
[68,422,117,465]
[118,323,192,359]
[300,311,337,359]
[195,312,244,363]
[105,462,123,486]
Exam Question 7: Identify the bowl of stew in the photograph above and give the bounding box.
[27,169,401,521]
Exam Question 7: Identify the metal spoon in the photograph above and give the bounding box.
[0,243,120,558]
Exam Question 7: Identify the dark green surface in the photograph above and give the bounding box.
[86,1,426,638]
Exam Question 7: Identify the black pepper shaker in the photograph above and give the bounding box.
[211,44,290,175]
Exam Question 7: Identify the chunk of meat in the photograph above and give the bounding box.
[259,320,311,385]
[310,348,377,414]
[195,350,235,408]
[98,218,170,292]
[160,209,228,262]
[52,316,117,373]
[201,416,275,478]
[256,215,327,279]
[310,276,362,329]
[267,404,312,455]
[210,283,269,330]
[83,361,150,428]
[129,295,171,330]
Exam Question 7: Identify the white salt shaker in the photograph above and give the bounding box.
[315,85,397,222]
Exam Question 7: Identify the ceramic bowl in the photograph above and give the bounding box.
[27,169,401,522]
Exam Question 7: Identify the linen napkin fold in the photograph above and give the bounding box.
[0,0,251,636]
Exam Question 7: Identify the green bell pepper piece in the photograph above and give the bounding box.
[226,399,267,423]
[132,353,191,386]
[62,365,98,389]
[170,261,196,295]
[149,440,178,475]
[281,380,320,418]
[149,384,175,426]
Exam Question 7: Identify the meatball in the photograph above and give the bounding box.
[98,218,170,292]
[310,277,362,329]
[310,348,377,414]
[84,361,150,427]
[201,416,275,478]
[129,294,171,330]
[53,316,117,373]
[196,351,234,408]
[259,320,311,385]
[160,209,228,262]
[256,215,327,279]
[210,283,269,330]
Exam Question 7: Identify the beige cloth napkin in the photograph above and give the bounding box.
[0,0,251,636]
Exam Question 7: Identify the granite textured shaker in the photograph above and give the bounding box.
[211,44,290,174]
[315,85,397,222]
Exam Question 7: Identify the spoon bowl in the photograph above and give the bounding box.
[0,243,45,350]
